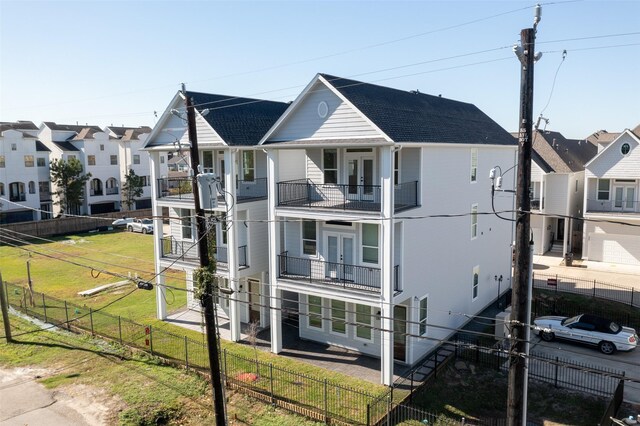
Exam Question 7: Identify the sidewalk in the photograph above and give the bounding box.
[533,253,640,290]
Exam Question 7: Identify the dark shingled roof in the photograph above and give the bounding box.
[317,74,515,145]
[53,141,80,151]
[44,122,102,133]
[534,130,597,173]
[108,126,152,141]
[35,141,51,152]
[185,91,289,146]
[532,149,554,173]
[585,130,620,146]
[0,121,39,132]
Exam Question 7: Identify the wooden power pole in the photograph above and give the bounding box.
[507,5,540,424]
[184,88,227,426]
[0,272,12,342]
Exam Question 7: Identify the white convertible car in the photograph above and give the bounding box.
[534,314,638,355]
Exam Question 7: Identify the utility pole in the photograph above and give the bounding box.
[184,86,227,426]
[507,5,540,426]
[0,272,12,342]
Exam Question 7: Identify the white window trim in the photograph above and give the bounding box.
[471,203,478,240]
[330,299,347,336]
[307,295,323,330]
[322,148,338,185]
[470,148,478,183]
[241,150,255,181]
[361,223,379,265]
[418,295,428,336]
[354,303,373,342]
[472,265,480,301]
[301,220,318,258]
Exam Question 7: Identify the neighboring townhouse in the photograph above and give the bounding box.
[259,74,516,385]
[526,130,597,256]
[145,90,289,340]
[106,126,153,210]
[582,125,640,265]
[0,121,52,223]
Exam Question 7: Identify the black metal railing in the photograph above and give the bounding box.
[157,177,193,200]
[235,177,268,201]
[157,177,267,203]
[277,252,399,293]
[106,187,119,195]
[277,179,418,213]
[214,245,248,267]
[530,197,542,210]
[9,193,26,202]
[586,198,640,214]
[161,236,247,267]
[39,192,52,202]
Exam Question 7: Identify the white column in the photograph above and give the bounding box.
[149,151,167,319]
[267,150,282,353]
[563,218,570,256]
[226,149,241,341]
[380,146,394,386]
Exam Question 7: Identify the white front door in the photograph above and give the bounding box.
[325,233,355,281]
[346,154,375,201]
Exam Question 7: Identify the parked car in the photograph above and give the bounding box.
[111,217,134,228]
[127,218,154,234]
[534,314,638,354]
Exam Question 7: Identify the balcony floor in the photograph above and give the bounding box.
[280,198,416,213]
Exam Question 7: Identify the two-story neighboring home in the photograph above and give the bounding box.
[106,126,153,210]
[582,125,640,265]
[145,90,289,341]
[259,74,516,385]
[0,121,52,223]
[528,130,597,256]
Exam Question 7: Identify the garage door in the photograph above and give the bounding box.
[589,233,640,265]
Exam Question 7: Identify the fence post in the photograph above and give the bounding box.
[184,336,189,371]
[64,301,70,330]
[435,347,439,378]
[223,349,228,387]
[366,403,371,426]
[42,294,47,323]
[324,378,329,424]
[118,316,123,344]
[593,279,596,298]
[269,363,274,405]
[631,288,634,307]
[410,372,414,402]
[89,308,94,336]
[149,325,154,355]
[554,356,559,388]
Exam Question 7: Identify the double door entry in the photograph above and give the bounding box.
[614,184,636,211]
[346,154,375,202]
[325,233,354,282]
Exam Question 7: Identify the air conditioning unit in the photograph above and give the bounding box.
[197,173,219,210]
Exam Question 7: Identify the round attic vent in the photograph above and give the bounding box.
[317,101,328,118]
[621,142,631,155]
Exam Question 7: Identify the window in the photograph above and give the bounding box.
[140,176,149,186]
[242,151,254,181]
[39,181,50,196]
[88,155,96,166]
[302,220,317,255]
[24,155,34,167]
[470,148,478,182]
[37,157,46,167]
[160,156,165,164]
[472,266,480,300]
[28,181,35,194]
[202,151,214,173]
[362,223,379,264]
[110,155,117,165]
[0,183,4,196]
[67,155,76,160]
[219,218,228,245]
[180,208,192,239]
[0,156,4,168]
[308,296,322,329]
[621,143,631,155]
[575,180,578,193]
[323,149,337,184]
[597,179,610,200]
[471,203,478,239]
[11,143,17,151]
[100,144,104,151]
[133,154,140,165]
[9,182,25,201]
[331,299,346,334]
[418,297,428,335]
[90,178,103,196]
[355,304,372,340]
[394,151,399,185]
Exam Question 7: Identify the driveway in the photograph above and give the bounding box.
[530,334,640,404]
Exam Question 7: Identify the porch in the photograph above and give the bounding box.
[156,177,268,204]
[160,236,248,269]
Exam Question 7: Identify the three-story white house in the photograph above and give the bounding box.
[145,90,289,341]
[0,121,52,222]
[259,74,517,385]
[582,126,640,265]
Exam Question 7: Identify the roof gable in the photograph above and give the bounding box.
[585,130,640,177]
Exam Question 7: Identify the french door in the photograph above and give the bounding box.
[325,233,355,282]
[346,154,375,201]
[614,184,636,212]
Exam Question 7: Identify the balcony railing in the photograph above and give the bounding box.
[39,192,52,202]
[10,193,26,202]
[586,198,639,214]
[161,236,247,267]
[276,179,418,213]
[106,187,119,195]
[277,251,399,293]
[530,198,542,210]
[90,189,103,196]
[156,177,267,203]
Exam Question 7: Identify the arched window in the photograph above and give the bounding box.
[105,178,118,195]
[90,178,103,196]
[28,181,36,194]
[9,182,25,201]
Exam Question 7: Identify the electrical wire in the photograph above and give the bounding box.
[538,50,567,116]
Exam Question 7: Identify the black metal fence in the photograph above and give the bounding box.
[532,272,639,308]
[599,380,625,426]
[161,236,248,268]
[5,283,390,425]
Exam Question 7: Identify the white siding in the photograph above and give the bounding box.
[306,149,322,183]
[270,81,381,141]
[276,150,306,181]
[544,173,569,216]
[239,202,270,278]
[586,133,640,179]
[179,114,224,147]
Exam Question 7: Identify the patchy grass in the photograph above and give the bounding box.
[410,360,607,425]
[0,314,323,426]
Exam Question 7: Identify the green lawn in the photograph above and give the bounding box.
[0,230,388,409]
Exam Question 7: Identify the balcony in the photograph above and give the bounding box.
[530,198,543,210]
[161,236,247,268]
[10,193,26,202]
[276,179,418,213]
[106,187,119,195]
[586,198,640,215]
[277,252,399,293]
[39,192,52,202]
[157,177,267,203]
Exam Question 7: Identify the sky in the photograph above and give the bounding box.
[1,0,639,139]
